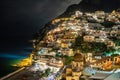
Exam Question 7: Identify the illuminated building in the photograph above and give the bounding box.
[83,35,95,42]
[91,55,120,70]
[85,53,93,63]
[66,50,84,80]
[75,11,83,18]
[48,59,64,68]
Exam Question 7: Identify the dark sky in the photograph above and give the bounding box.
[0,0,81,37]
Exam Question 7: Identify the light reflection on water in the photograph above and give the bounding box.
[0,47,32,77]
[0,37,33,77]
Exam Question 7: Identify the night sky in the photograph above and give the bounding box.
[0,1,82,77]
[0,0,81,37]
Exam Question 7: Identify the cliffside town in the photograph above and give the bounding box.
[9,0,120,80]
[30,10,120,80]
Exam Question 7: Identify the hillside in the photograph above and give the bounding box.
[33,0,120,43]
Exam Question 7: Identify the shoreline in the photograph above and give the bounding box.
[0,56,29,79]
[0,67,25,80]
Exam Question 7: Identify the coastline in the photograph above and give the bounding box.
[0,37,32,78]
[0,67,25,80]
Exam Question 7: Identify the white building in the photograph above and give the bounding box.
[75,11,83,18]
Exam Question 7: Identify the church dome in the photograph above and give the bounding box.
[73,52,84,61]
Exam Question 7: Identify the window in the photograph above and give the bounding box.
[111,58,113,61]
[115,58,117,61]
[104,61,106,63]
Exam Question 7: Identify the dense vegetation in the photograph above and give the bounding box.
[74,36,107,53]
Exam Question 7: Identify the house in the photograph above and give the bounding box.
[114,56,120,65]
[85,53,93,63]
[83,35,95,42]
[75,11,83,18]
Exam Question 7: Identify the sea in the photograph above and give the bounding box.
[0,36,33,78]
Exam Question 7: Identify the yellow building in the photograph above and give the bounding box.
[72,51,84,70]
[66,51,84,80]
[85,53,93,63]
[66,68,82,80]
[102,57,112,70]
[61,43,69,49]
[92,56,120,70]
[69,49,74,56]
[61,49,74,56]
[114,56,120,64]
[83,35,95,42]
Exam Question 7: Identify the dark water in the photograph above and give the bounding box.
[0,37,33,78]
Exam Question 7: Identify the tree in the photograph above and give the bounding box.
[109,37,120,46]
[93,42,107,53]
[101,20,115,28]
[74,36,107,53]
[45,68,51,76]
[64,56,73,65]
